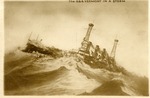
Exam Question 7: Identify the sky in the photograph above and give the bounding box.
[5,1,148,76]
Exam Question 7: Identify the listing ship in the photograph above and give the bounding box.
[22,34,62,58]
[4,23,148,96]
[22,23,121,72]
[78,23,121,72]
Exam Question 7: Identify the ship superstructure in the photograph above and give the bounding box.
[78,23,119,71]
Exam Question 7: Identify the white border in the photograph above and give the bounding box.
[0,0,149,97]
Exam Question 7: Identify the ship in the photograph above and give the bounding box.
[5,23,148,96]
[22,23,125,73]
[22,33,62,58]
[78,23,122,72]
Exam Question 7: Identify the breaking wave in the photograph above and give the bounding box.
[4,50,149,96]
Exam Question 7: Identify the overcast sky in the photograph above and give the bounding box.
[5,1,148,76]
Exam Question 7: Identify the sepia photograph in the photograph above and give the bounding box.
[4,0,148,96]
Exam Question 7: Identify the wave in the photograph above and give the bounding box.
[4,50,149,96]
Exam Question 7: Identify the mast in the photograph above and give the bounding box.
[84,23,94,41]
[36,34,39,41]
[110,39,119,59]
[28,32,32,40]
[79,23,94,54]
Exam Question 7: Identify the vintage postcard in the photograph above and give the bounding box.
[1,0,149,96]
